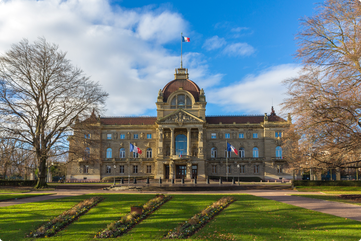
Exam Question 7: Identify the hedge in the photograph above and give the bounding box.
[0,180,37,186]
[294,180,361,187]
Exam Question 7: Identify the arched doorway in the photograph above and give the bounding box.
[175,134,187,156]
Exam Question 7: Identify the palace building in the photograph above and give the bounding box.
[67,67,292,182]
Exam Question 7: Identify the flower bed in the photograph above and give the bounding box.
[27,196,104,238]
[165,196,235,239]
[96,194,171,238]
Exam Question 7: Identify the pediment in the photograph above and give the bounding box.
[157,109,204,126]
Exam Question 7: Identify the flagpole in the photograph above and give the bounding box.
[181,32,183,68]
[226,140,228,182]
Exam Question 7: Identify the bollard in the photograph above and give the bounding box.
[206,177,209,184]
[181,177,184,184]
[219,177,222,184]
[194,177,197,184]
[172,178,175,184]
[232,177,235,184]
[133,178,137,184]
[159,177,162,184]
[146,177,149,184]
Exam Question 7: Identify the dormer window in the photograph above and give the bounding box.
[170,94,192,109]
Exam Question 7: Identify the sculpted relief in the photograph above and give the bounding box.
[162,112,198,126]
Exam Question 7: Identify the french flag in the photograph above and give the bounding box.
[130,143,142,154]
[182,36,190,42]
[227,142,238,155]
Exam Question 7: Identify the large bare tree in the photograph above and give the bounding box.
[0,38,108,188]
[282,0,361,170]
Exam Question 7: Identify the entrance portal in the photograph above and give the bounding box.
[192,165,198,179]
[176,165,187,179]
[164,165,169,179]
[175,134,187,156]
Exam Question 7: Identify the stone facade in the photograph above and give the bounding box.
[67,68,291,181]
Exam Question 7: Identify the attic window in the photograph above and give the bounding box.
[170,94,192,109]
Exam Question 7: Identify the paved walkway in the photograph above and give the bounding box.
[1,189,361,222]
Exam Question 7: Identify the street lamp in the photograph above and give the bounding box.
[237,164,240,185]
[113,165,116,186]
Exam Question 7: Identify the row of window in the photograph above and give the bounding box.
[105,148,152,158]
[104,165,152,174]
[211,132,282,139]
[210,146,283,158]
[211,164,260,174]
[106,133,152,140]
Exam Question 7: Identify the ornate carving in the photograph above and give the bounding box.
[140,132,144,139]
[162,111,198,126]
[199,131,203,141]
[159,128,163,140]
[199,147,203,154]
[119,142,123,147]
[158,147,163,154]
[232,132,236,139]
[275,139,282,146]
[127,132,131,139]
[246,131,251,139]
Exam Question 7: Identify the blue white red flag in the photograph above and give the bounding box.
[130,143,142,154]
[227,142,238,155]
[179,151,182,157]
[182,36,190,42]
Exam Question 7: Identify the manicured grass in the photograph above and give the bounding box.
[1,194,361,240]
[292,194,361,206]
[0,193,53,201]
[0,188,30,193]
[296,186,361,192]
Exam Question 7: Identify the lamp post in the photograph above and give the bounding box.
[237,164,240,185]
[113,165,116,186]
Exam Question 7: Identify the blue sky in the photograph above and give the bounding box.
[0,0,319,117]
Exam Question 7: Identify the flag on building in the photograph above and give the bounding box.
[130,143,142,154]
[227,142,238,155]
[179,151,182,158]
[182,36,190,42]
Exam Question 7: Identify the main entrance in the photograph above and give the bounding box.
[175,134,187,156]
[176,165,187,179]
[192,165,198,179]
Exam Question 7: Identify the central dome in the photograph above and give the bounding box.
[162,68,200,102]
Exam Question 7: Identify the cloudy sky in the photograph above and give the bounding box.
[0,0,318,117]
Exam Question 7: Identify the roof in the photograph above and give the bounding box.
[162,79,200,102]
[206,115,286,124]
[100,117,157,125]
[98,115,285,125]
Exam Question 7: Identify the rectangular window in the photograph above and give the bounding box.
[147,134,152,139]
[146,165,152,173]
[83,165,89,174]
[107,134,112,139]
[275,132,282,138]
[133,165,138,174]
[225,150,231,158]
[84,134,91,139]
[212,165,217,174]
[211,133,216,139]
[240,165,245,174]
[120,134,125,139]
[277,165,283,173]
[119,165,124,174]
[227,165,231,174]
[253,133,258,138]
[106,166,111,173]
[225,133,230,139]
[239,133,244,139]
[133,134,138,139]
[133,152,139,158]
[254,164,259,174]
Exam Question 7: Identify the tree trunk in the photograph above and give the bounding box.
[34,156,48,189]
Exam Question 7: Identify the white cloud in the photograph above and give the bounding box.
[0,0,220,116]
[202,36,226,51]
[223,42,255,56]
[207,64,302,115]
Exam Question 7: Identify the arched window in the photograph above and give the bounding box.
[276,146,282,159]
[170,94,192,109]
[175,134,187,156]
[252,147,259,158]
[239,147,245,158]
[106,148,112,158]
[211,147,217,158]
[146,148,152,158]
[119,148,125,158]
[85,147,90,159]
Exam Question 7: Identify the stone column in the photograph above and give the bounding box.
[336,168,341,181]
[157,127,163,158]
[198,127,204,159]
[170,160,174,179]
[170,128,174,156]
[186,162,191,179]
[187,128,191,156]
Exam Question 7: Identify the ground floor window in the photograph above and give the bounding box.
[83,165,88,174]
[133,165,138,174]
[106,165,111,173]
[240,165,245,173]
[147,165,152,173]
[254,164,259,174]
[212,165,217,173]
[227,165,231,174]
[120,165,124,174]
[277,165,283,173]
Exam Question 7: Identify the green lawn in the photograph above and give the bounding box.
[0,187,55,193]
[0,193,53,201]
[295,186,361,193]
[1,194,361,240]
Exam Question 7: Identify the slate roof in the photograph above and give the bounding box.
[162,79,200,102]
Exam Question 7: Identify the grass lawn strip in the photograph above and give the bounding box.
[295,186,361,192]
[27,196,104,238]
[0,193,54,201]
[165,196,235,239]
[96,194,171,238]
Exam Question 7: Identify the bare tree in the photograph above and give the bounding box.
[0,38,108,188]
[282,0,361,170]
